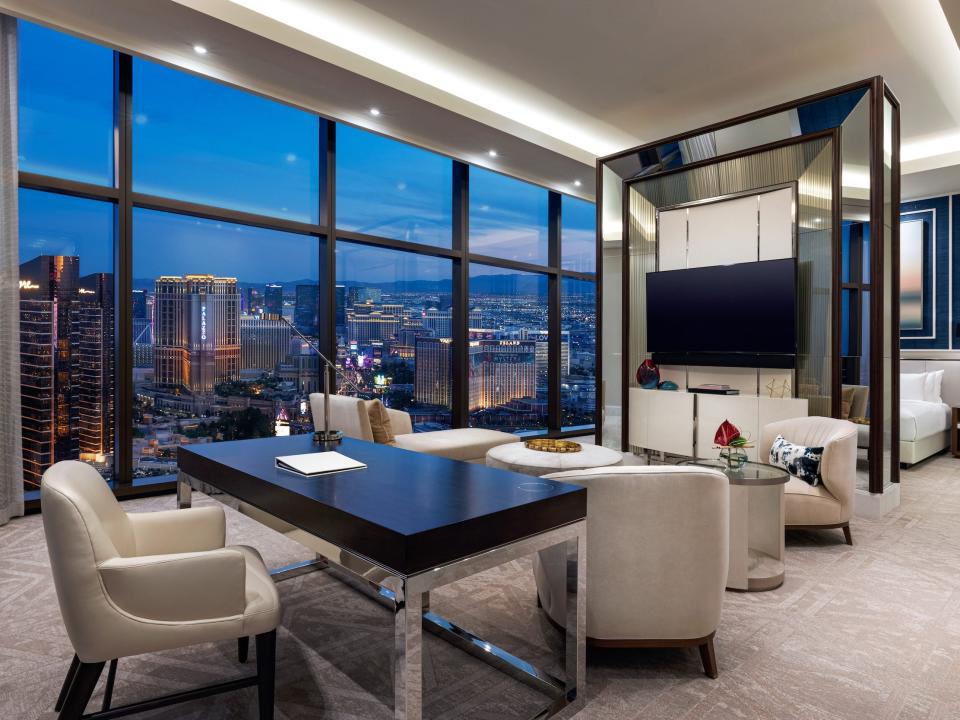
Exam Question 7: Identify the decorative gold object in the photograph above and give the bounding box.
[525,438,582,453]
[765,377,792,399]
[850,416,870,425]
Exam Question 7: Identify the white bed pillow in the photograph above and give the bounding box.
[900,373,926,401]
[923,369,944,404]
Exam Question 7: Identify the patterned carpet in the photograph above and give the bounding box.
[2,452,960,719]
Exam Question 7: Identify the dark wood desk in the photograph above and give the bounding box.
[177,435,586,720]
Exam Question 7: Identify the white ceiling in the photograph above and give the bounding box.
[173,1,960,170]
[0,0,595,198]
[9,0,960,199]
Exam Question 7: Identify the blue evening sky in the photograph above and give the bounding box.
[17,20,594,286]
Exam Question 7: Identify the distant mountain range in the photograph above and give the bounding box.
[133,274,551,295]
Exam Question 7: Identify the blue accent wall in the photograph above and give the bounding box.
[954,195,960,350]
[900,196,949,349]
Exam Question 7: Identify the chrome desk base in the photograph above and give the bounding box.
[177,473,586,720]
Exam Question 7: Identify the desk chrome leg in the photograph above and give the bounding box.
[176,472,192,509]
[391,579,423,720]
[565,534,586,708]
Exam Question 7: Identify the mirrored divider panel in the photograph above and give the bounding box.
[598,79,899,496]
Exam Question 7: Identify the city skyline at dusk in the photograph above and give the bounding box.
[14,17,597,491]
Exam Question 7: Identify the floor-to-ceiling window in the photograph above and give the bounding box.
[560,196,597,430]
[468,169,550,432]
[17,23,117,492]
[336,124,452,247]
[18,190,116,489]
[131,210,320,481]
[126,57,324,483]
[468,264,548,432]
[336,243,453,429]
[15,20,596,500]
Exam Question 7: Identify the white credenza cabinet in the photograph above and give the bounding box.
[628,388,696,456]
[629,388,808,459]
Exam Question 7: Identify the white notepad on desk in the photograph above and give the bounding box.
[275,451,366,477]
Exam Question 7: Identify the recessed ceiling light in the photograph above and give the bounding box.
[369,107,381,116]
[573,180,582,187]
[487,149,498,158]
[193,44,208,55]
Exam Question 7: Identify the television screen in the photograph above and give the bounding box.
[646,258,796,356]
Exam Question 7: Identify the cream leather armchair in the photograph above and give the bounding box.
[760,416,858,545]
[534,466,729,677]
[313,394,519,463]
[42,461,281,720]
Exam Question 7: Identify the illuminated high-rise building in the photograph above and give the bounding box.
[18,257,114,486]
[277,352,320,394]
[335,285,346,328]
[131,289,147,319]
[244,286,262,315]
[521,329,570,392]
[422,308,451,338]
[346,307,401,344]
[294,284,319,335]
[468,339,537,411]
[264,283,283,319]
[468,309,485,329]
[18,255,80,488]
[153,275,240,393]
[414,337,451,407]
[382,303,405,321]
[75,272,115,461]
[240,316,291,372]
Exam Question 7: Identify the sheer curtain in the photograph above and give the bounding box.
[0,15,22,525]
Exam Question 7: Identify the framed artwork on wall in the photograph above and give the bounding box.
[899,216,925,331]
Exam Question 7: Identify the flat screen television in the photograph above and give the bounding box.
[646,258,796,367]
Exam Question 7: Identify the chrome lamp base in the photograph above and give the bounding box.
[313,429,343,444]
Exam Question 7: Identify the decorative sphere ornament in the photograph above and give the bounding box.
[636,359,660,389]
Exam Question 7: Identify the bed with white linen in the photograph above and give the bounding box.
[900,370,950,465]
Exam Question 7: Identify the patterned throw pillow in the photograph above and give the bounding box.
[769,435,823,486]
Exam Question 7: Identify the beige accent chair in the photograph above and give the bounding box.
[760,416,858,545]
[312,393,519,463]
[42,461,281,720]
[534,465,729,677]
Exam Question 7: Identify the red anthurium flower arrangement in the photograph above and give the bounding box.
[714,419,746,447]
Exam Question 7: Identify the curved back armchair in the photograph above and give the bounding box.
[42,461,281,719]
[534,465,729,677]
[760,416,858,544]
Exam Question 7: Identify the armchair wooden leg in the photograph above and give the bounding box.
[698,637,718,679]
[842,524,853,546]
[255,631,277,720]
[238,636,250,663]
[55,655,80,712]
[58,660,104,720]
[102,659,118,711]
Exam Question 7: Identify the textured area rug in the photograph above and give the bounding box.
[2,453,959,719]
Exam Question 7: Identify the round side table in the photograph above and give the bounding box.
[681,459,789,592]
[486,442,623,477]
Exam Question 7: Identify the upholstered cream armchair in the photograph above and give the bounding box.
[760,416,858,544]
[42,461,281,720]
[313,394,519,463]
[534,466,729,677]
